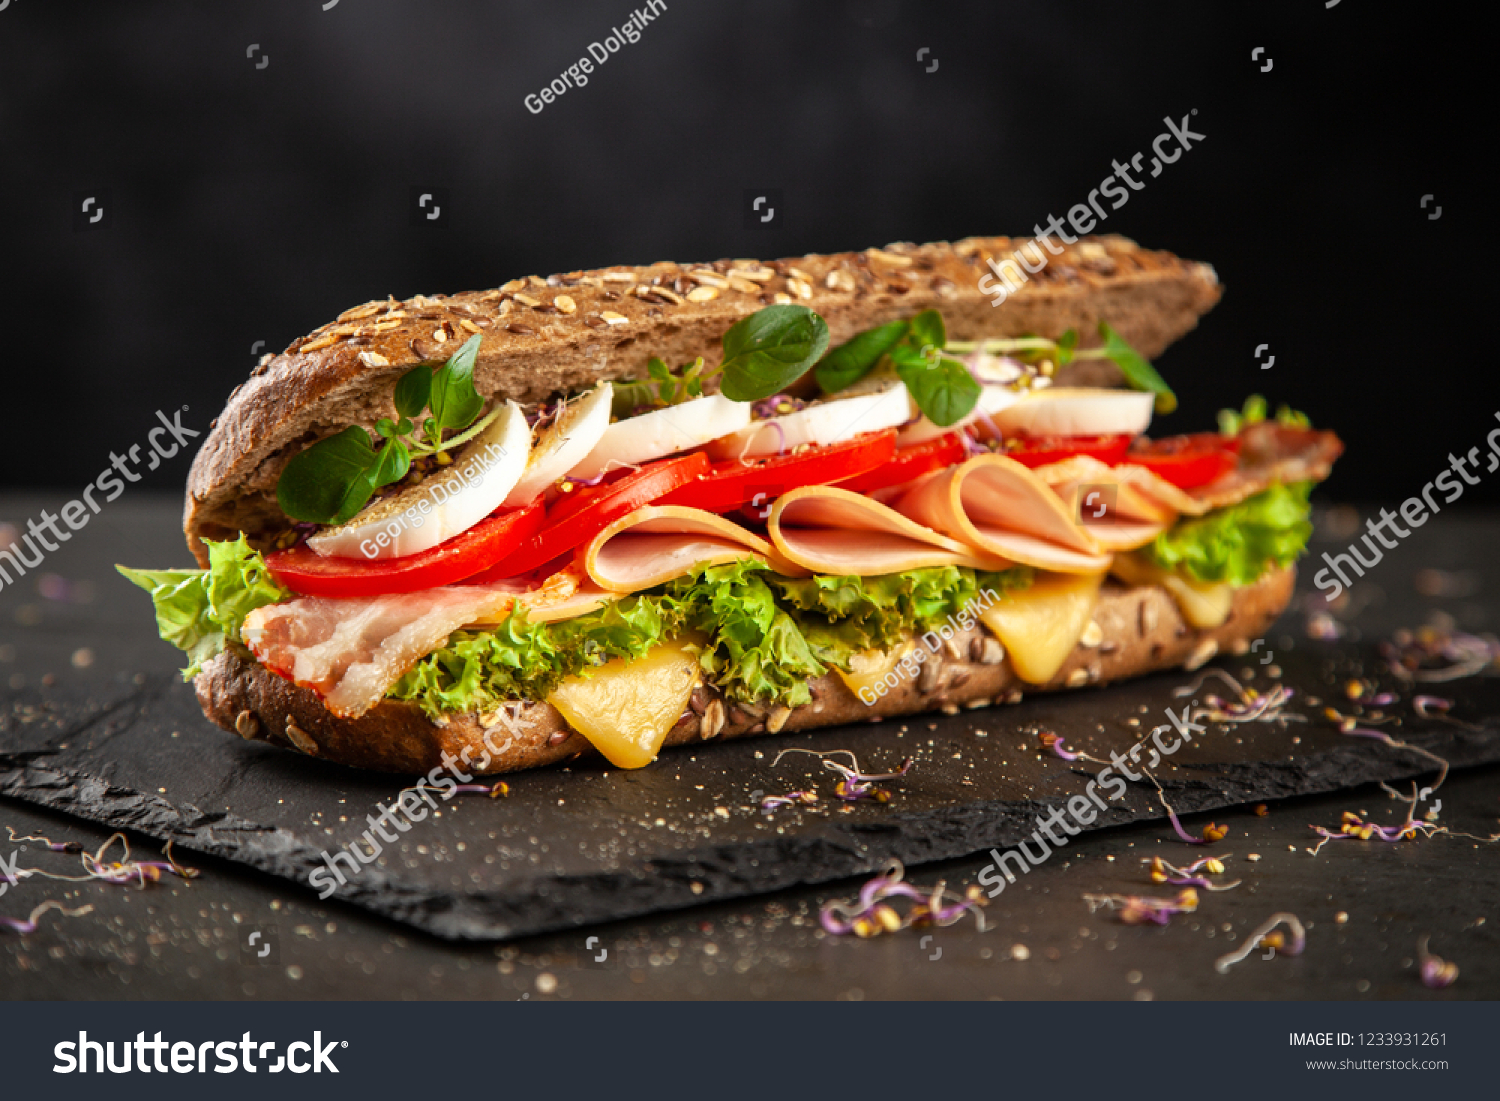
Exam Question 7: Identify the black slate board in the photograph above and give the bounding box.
[3,635,1498,940]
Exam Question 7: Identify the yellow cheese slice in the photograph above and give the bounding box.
[1110,552,1234,630]
[547,637,701,769]
[978,571,1103,684]
[835,641,916,700]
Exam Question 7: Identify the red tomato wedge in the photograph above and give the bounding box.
[265,501,545,598]
[1003,433,1134,469]
[1126,433,1242,489]
[470,452,710,581]
[836,432,968,496]
[654,430,897,516]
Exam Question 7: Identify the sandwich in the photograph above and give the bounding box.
[119,234,1342,776]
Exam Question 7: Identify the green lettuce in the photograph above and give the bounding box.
[391,562,1035,719]
[390,593,687,719]
[117,536,289,678]
[1143,481,1314,586]
[771,566,1032,669]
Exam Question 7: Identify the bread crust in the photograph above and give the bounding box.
[195,566,1293,777]
[183,235,1221,564]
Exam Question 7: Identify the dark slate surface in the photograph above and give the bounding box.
[2,498,1498,942]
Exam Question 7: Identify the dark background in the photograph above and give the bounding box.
[0,0,1488,501]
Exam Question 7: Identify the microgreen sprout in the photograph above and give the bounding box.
[1381,622,1500,682]
[819,858,987,938]
[1083,888,1199,926]
[1039,732,1081,761]
[1149,855,1241,891]
[1417,936,1459,988]
[5,827,83,855]
[772,747,913,804]
[946,322,1174,412]
[1214,912,1305,972]
[276,334,493,524]
[79,835,199,887]
[760,791,819,813]
[447,782,510,798]
[0,900,95,936]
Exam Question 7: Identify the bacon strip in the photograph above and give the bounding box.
[243,587,517,719]
[1192,423,1344,510]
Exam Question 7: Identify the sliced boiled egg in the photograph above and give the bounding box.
[898,355,1047,446]
[710,384,911,460]
[504,383,613,507]
[567,394,750,480]
[989,387,1154,438]
[306,401,530,560]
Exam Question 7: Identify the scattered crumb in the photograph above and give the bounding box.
[1011,944,1031,961]
[1336,912,1349,924]
[1247,853,1261,862]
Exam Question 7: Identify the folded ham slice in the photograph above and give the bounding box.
[243,586,517,719]
[1031,454,1178,551]
[896,454,1113,573]
[767,484,1012,575]
[582,505,805,593]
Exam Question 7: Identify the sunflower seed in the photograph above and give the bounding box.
[299,333,336,353]
[284,721,319,755]
[700,699,726,740]
[358,350,391,368]
[1184,639,1219,671]
[602,271,637,284]
[688,269,729,288]
[728,265,775,283]
[825,269,857,292]
[234,710,260,740]
[786,277,812,300]
[686,285,718,302]
[599,311,629,325]
[512,293,541,308]
[867,248,914,267]
[554,294,577,314]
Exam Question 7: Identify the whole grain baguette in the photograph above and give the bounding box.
[195,565,1292,776]
[184,234,1221,564]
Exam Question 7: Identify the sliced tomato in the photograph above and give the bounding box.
[470,452,709,581]
[1003,433,1135,469]
[1126,432,1242,489]
[836,432,968,496]
[654,430,897,516]
[265,500,545,598]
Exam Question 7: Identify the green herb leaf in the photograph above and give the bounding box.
[1056,329,1079,366]
[371,438,411,488]
[814,318,909,393]
[275,426,383,524]
[906,309,946,356]
[393,365,431,420]
[1098,322,1176,414]
[719,305,830,402]
[428,334,485,437]
[892,345,981,427]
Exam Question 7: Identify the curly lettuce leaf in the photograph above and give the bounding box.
[666,560,825,707]
[117,536,289,679]
[770,566,1032,670]
[1143,481,1314,586]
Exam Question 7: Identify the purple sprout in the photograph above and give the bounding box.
[0,901,94,936]
[820,859,986,938]
[1418,936,1459,988]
